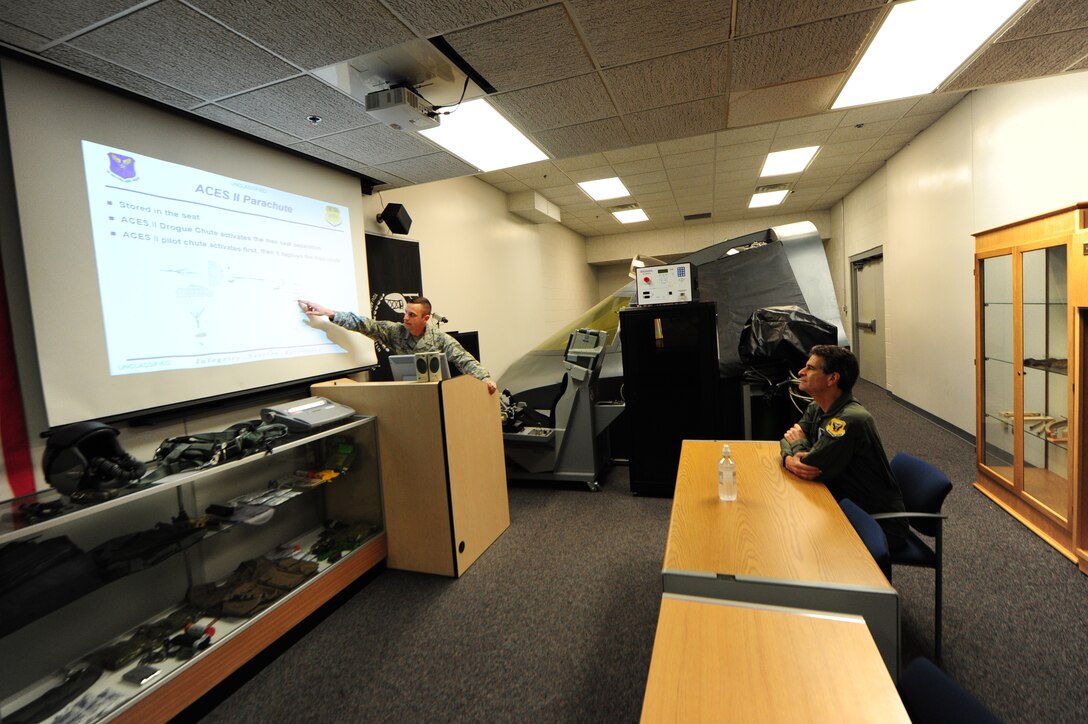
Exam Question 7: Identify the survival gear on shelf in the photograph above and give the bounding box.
[146,419,289,480]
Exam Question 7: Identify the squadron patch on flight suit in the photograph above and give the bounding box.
[825,418,847,437]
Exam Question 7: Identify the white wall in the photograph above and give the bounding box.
[840,69,1088,433]
[362,177,598,381]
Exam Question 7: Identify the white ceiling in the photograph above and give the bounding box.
[2,0,1087,237]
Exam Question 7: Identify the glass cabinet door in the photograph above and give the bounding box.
[1021,245,1069,519]
[980,255,1015,482]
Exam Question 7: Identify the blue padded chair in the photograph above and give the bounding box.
[838,498,891,581]
[898,657,1002,723]
[874,452,953,660]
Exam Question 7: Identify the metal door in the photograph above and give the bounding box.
[852,253,886,388]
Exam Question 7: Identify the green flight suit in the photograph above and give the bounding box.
[780,394,908,548]
[331,312,492,382]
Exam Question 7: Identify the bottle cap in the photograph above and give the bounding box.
[721,443,731,456]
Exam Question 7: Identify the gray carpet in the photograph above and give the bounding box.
[188,379,1088,723]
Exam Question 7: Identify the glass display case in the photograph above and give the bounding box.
[0,417,384,723]
[974,204,1086,565]
[980,254,1014,480]
[1021,246,1068,515]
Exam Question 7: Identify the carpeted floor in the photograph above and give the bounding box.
[185,379,1088,723]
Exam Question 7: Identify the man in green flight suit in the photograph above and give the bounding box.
[780,344,908,551]
[299,296,497,394]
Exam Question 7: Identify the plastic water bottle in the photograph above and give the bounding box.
[718,444,737,501]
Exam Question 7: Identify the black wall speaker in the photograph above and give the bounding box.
[378,203,412,235]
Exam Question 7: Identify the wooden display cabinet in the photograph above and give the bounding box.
[0,417,385,722]
[974,202,1088,573]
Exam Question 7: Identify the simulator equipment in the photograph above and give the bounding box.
[634,262,697,306]
[503,329,624,491]
[260,397,355,433]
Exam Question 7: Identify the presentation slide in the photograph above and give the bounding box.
[81,141,358,376]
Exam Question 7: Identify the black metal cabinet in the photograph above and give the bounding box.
[619,302,721,495]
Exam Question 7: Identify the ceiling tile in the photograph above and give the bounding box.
[769,129,834,151]
[667,163,715,181]
[839,98,916,126]
[819,137,876,157]
[568,0,729,67]
[191,105,302,145]
[311,122,436,165]
[381,0,546,37]
[734,0,887,37]
[716,124,777,146]
[488,179,531,193]
[563,166,617,183]
[535,117,634,158]
[730,11,882,91]
[289,141,407,183]
[944,30,1088,92]
[219,76,373,138]
[41,43,204,109]
[826,119,895,143]
[728,74,845,127]
[868,132,917,153]
[603,44,729,114]
[624,96,727,145]
[998,0,1088,42]
[444,5,592,91]
[602,143,660,164]
[888,112,945,136]
[476,170,516,184]
[611,156,665,176]
[657,134,716,155]
[624,170,670,187]
[662,149,715,169]
[0,0,137,40]
[905,92,967,116]
[491,73,615,132]
[69,1,298,99]
[0,22,50,50]
[553,153,611,171]
[506,160,568,187]
[188,0,414,70]
[377,152,478,183]
[715,139,772,160]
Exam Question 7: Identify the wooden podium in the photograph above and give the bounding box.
[313,375,510,577]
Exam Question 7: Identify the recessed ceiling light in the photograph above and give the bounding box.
[761,146,820,177]
[749,190,789,208]
[612,208,649,223]
[419,98,547,172]
[832,0,1028,109]
[578,177,631,201]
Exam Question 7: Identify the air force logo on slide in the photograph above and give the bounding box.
[325,205,342,227]
[107,152,138,182]
[824,418,847,437]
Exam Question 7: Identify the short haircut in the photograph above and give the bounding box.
[810,344,859,393]
[407,296,432,316]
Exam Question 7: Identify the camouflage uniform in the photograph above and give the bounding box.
[780,394,908,548]
[331,312,491,382]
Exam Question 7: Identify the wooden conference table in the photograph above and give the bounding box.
[661,440,900,675]
[641,595,909,723]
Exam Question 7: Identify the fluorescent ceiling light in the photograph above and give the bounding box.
[761,146,820,177]
[419,98,546,172]
[613,208,649,223]
[749,190,789,208]
[832,0,1027,109]
[578,177,631,201]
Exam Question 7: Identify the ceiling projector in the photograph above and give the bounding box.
[364,87,439,131]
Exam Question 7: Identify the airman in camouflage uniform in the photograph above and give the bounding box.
[299,296,496,394]
[781,345,907,550]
